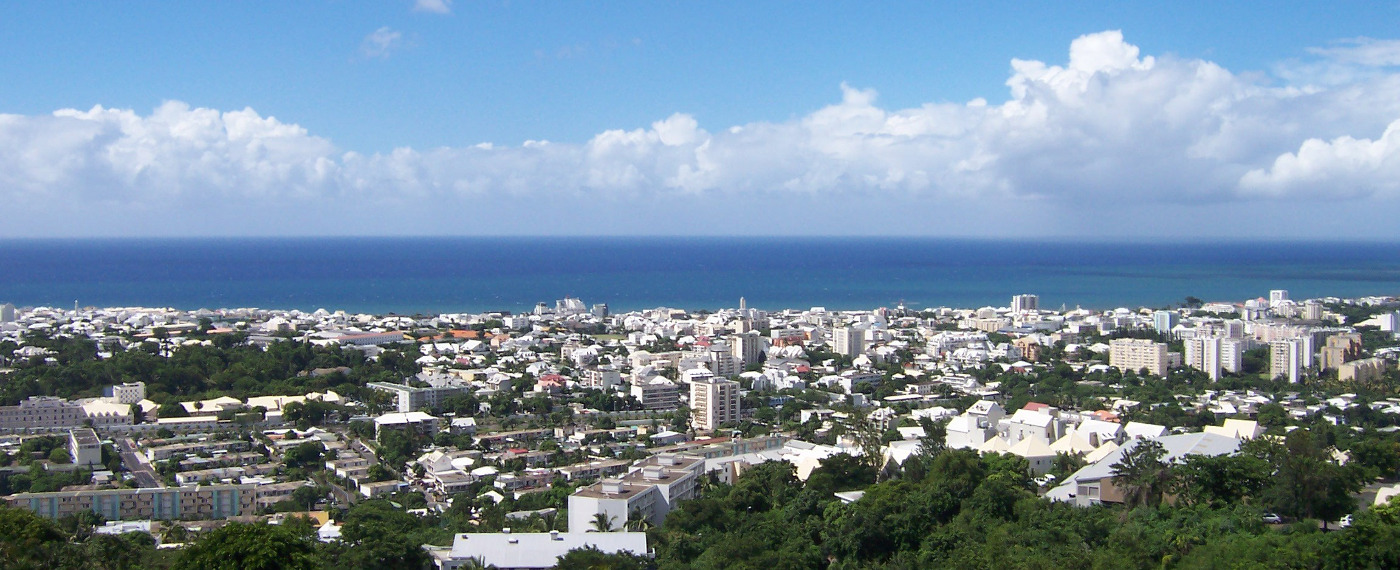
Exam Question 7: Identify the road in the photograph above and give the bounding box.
[117,437,162,488]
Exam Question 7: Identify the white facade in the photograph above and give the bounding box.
[1270,338,1307,383]
[832,326,864,357]
[1186,337,1246,380]
[1011,294,1039,313]
[690,376,740,433]
[630,378,681,410]
[105,382,147,405]
[729,332,764,367]
[567,454,704,533]
[68,428,102,467]
[582,366,622,391]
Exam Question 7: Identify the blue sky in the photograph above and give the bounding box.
[2,1,1400,237]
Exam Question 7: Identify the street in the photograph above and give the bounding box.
[117,437,162,488]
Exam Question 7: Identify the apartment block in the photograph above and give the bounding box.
[1109,338,1169,376]
[690,375,741,433]
[367,380,472,413]
[1340,357,1389,384]
[8,484,258,521]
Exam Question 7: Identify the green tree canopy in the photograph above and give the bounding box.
[173,522,318,570]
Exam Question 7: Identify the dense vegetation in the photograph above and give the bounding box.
[4,423,1398,569]
[0,331,411,409]
[647,436,1398,569]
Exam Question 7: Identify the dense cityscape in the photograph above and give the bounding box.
[1,290,1399,568]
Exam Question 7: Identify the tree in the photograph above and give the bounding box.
[282,441,324,471]
[1111,439,1172,509]
[1348,437,1400,480]
[590,512,616,532]
[47,448,71,465]
[555,546,653,570]
[157,401,188,418]
[1170,453,1270,508]
[290,485,324,511]
[173,522,318,570]
[1253,428,1361,522]
[849,408,886,474]
[336,500,432,570]
[0,505,66,570]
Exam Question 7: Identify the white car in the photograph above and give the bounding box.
[1340,514,1353,528]
[1261,513,1282,524]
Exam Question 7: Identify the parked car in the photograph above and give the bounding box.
[1262,513,1283,524]
[1340,514,1353,528]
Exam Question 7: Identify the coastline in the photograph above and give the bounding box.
[2,237,1399,314]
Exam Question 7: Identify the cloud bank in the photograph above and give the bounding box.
[3,31,1400,237]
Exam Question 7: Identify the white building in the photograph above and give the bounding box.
[630,377,681,410]
[0,397,87,430]
[373,411,440,437]
[1011,294,1039,313]
[690,374,740,433]
[582,366,623,391]
[729,332,764,367]
[1270,337,1313,383]
[832,326,864,357]
[68,428,102,467]
[1000,407,1064,447]
[1184,337,1244,380]
[1152,310,1178,335]
[567,453,704,533]
[945,400,1006,450]
[104,382,147,405]
[368,379,472,413]
[435,531,647,570]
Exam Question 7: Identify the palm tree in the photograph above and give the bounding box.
[624,509,653,532]
[459,556,496,570]
[590,512,616,532]
[1111,439,1172,509]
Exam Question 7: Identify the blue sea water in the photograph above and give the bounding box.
[0,237,1398,315]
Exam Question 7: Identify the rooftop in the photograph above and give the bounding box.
[447,531,647,569]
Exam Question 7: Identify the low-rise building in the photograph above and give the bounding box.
[630,378,681,410]
[1340,357,1389,384]
[0,397,86,431]
[567,453,704,532]
[373,412,440,437]
[433,530,647,570]
[68,428,102,467]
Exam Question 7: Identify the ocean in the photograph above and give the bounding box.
[0,237,1398,315]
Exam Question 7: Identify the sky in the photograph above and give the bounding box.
[2,1,1400,238]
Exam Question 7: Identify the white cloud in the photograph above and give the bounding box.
[1240,119,1400,198]
[1308,37,1400,67]
[360,27,403,59]
[412,0,452,15]
[4,30,1400,237]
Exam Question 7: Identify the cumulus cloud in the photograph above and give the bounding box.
[1240,119,1400,197]
[412,0,452,15]
[360,27,403,59]
[4,30,1400,236]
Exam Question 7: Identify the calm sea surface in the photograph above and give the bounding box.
[0,238,1397,314]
